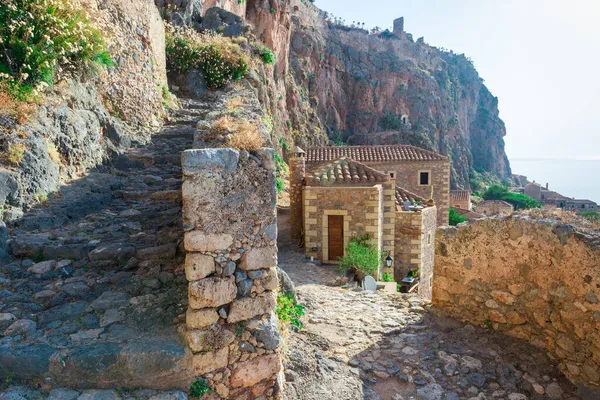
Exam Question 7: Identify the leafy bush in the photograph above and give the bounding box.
[276,294,305,330]
[339,236,380,278]
[482,184,509,200]
[449,207,467,226]
[382,272,394,282]
[482,184,541,210]
[253,44,274,64]
[0,0,111,100]
[189,377,210,398]
[501,193,542,210]
[166,26,248,89]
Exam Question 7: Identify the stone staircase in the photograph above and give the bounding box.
[0,98,214,397]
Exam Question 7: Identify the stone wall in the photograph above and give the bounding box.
[304,185,382,264]
[289,155,305,243]
[369,160,450,226]
[419,205,437,300]
[393,205,436,299]
[181,148,283,399]
[433,216,600,388]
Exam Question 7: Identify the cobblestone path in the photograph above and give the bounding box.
[277,210,590,400]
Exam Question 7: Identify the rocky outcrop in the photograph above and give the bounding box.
[434,216,600,389]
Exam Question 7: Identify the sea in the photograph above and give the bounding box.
[510,158,600,204]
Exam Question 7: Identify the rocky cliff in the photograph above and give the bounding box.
[157,0,512,188]
[285,4,511,189]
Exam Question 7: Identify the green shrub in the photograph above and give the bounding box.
[276,294,305,330]
[382,272,394,282]
[166,26,248,89]
[501,192,542,210]
[275,153,288,194]
[0,0,111,100]
[189,377,210,398]
[482,184,541,210]
[254,44,275,64]
[449,208,467,226]
[339,236,381,278]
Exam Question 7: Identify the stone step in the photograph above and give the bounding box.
[0,339,193,390]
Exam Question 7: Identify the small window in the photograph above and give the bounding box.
[419,171,430,185]
[427,232,431,245]
[389,172,395,179]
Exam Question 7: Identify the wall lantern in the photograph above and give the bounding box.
[385,255,393,268]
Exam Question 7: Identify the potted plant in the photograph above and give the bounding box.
[338,235,380,283]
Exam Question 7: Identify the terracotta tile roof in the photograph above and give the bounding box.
[477,200,514,208]
[306,158,389,185]
[395,187,428,206]
[305,145,447,163]
[454,207,484,219]
[450,190,470,201]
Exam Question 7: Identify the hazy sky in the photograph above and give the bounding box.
[317,0,600,161]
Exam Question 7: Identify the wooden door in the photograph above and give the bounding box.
[328,215,344,261]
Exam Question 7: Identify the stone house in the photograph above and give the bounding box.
[299,145,450,226]
[523,181,598,212]
[450,190,471,210]
[289,146,439,294]
[475,200,514,216]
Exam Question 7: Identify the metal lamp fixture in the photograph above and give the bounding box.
[385,255,393,268]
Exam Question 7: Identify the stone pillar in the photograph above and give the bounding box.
[393,17,404,35]
[181,148,282,399]
[289,149,305,243]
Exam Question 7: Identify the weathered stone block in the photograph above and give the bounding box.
[184,232,233,252]
[230,354,281,388]
[241,247,277,271]
[260,268,279,291]
[186,309,220,329]
[182,148,239,174]
[185,253,215,281]
[227,292,277,323]
[187,328,235,353]
[192,347,229,375]
[492,290,516,305]
[189,276,236,309]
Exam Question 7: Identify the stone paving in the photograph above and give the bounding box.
[277,211,589,400]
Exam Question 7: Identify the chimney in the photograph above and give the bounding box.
[546,183,549,190]
[289,147,306,242]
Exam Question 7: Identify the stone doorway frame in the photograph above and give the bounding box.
[322,209,351,264]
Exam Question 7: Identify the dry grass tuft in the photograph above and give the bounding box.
[45,139,63,166]
[0,88,36,126]
[210,116,235,138]
[224,120,264,152]
[6,142,26,166]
